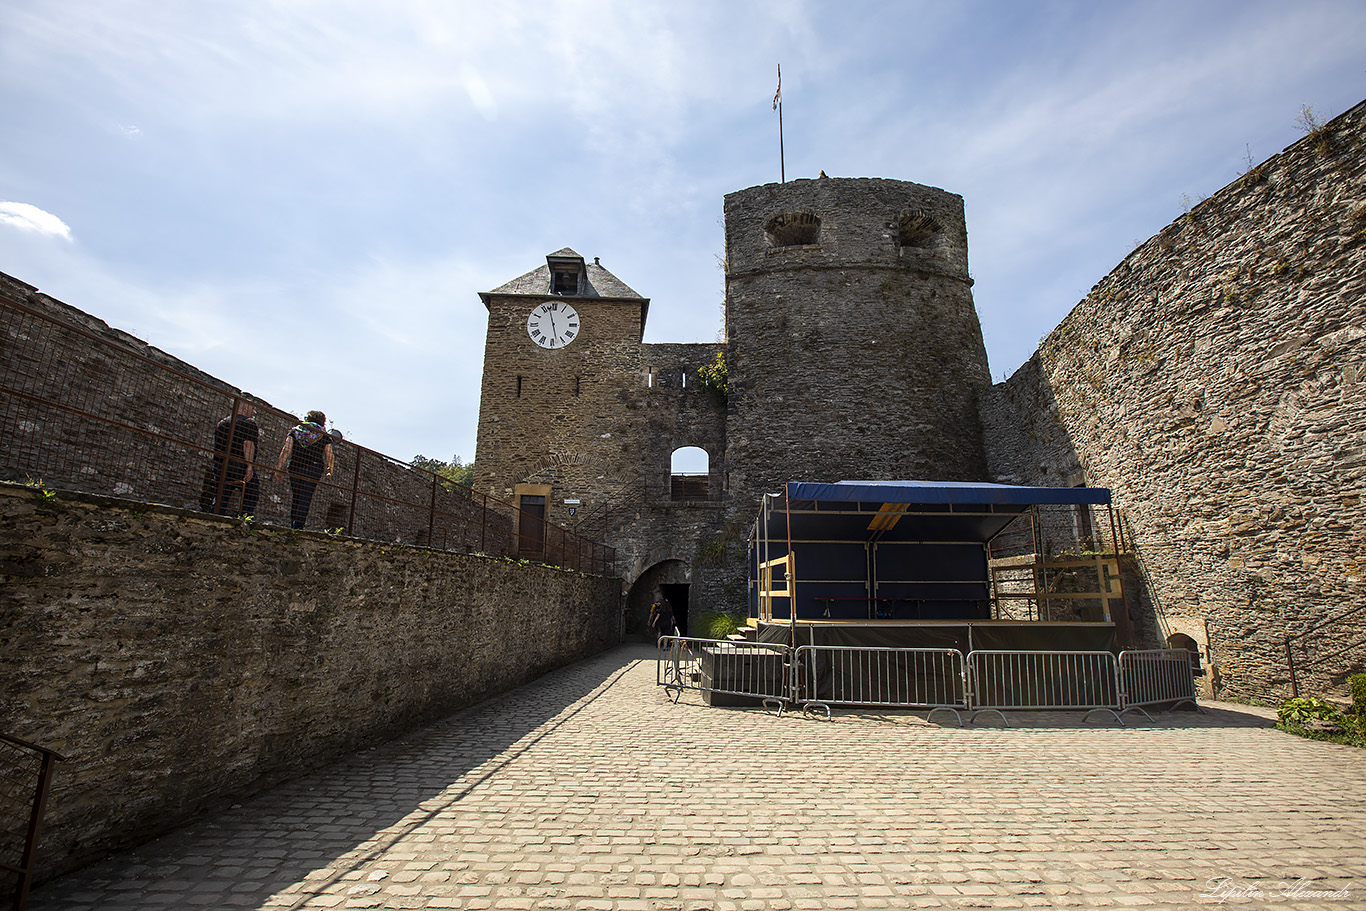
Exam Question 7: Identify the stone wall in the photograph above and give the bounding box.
[559,341,731,630]
[982,100,1366,700]
[0,483,621,881]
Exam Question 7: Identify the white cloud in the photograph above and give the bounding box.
[461,65,498,122]
[0,201,72,240]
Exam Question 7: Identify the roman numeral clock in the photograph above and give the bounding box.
[527,301,579,349]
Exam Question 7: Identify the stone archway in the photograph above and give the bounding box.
[626,558,691,640]
[1167,632,1204,676]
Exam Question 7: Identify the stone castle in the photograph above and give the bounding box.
[475,99,1366,699]
[4,96,1364,881]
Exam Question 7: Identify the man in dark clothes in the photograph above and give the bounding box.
[648,599,677,641]
[199,400,260,515]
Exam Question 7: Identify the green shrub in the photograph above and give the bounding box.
[694,610,745,640]
[695,352,728,403]
[1276,696,1366,748]
[1277,697,1344,727]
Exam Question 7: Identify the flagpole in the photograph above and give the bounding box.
[776,64,785,183]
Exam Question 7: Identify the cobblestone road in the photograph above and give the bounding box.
[30,644,1366,910]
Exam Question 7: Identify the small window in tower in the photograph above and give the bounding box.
[766,211,821,247]
[670,446,710,500]
[575,375,581,396]
[516,375,523,398]
[898,209,943,249]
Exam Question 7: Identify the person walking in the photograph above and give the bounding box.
[274,410,334,529]
[648,599,677,642]
[198,400,260,516]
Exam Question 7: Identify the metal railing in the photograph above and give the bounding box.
[657,637,790,713]
[657,641,1199,726]
[1285,602,1366,699]
[0,734,63,911]
[0,288,613,575]
[792,646,968,723]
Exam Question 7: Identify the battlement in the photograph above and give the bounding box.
[724,177,969,281]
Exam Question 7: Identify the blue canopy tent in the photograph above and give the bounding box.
[749,480,1127,652]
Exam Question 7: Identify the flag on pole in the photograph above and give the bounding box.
[774,64,785,183]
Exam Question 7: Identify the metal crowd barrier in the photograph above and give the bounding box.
[1118,648,1200,719]
[656,636,790,713]
[793,646,968,724]
[656,640,1199,726]
[968,649,1122,725]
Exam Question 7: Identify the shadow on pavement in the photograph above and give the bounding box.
[31,645,654,911]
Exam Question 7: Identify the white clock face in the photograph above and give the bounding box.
[527,302,579,349]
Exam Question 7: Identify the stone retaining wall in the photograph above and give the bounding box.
[0,483,621,881]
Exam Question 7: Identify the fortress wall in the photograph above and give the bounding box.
[639,341,727,492]
[982,100,1366,700]
[580,342,729,630]
[0,483,620,881]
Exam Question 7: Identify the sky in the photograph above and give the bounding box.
[3,0,1365,467]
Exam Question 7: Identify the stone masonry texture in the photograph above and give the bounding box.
[8,97,1366,893]
[980,99,1366,702]
[724,177,993,517]
[0,484,620,881]
[472,256,731,625]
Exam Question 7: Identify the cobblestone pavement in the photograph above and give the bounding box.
[30,644,1366,910]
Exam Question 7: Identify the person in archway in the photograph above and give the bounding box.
[274,410,334,529]
[648,598,677,642]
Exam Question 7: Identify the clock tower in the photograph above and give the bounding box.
[473,248,650,538]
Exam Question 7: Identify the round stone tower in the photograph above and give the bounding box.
[723,176,992,514]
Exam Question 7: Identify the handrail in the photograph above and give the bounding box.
[1285,601,1366,697]
[0,733,64,911]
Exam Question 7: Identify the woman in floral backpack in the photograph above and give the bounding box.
[274,410,335,529]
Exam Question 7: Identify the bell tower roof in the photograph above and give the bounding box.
[481,248,646,303]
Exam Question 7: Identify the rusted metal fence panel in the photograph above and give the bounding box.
[0,291,613,575]
[0,734,63,911]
